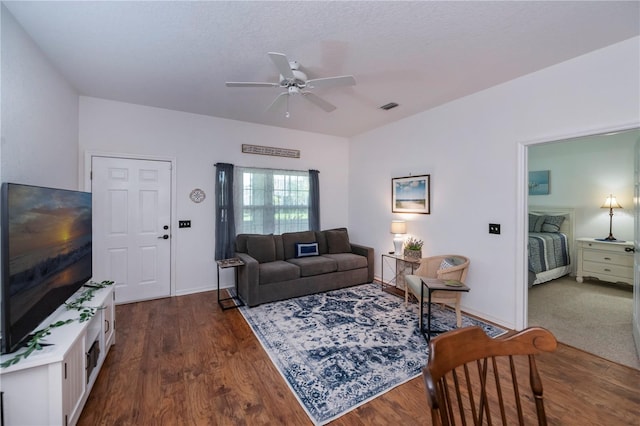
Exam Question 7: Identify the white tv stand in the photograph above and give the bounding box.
[0,285,115,426]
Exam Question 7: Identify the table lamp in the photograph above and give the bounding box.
[600,194,622,241]
[390,220,407,255]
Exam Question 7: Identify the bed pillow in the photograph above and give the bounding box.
[529,214,546,233]
[295,242,320,258]
[541,215,565,233]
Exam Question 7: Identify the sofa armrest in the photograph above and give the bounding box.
[350,243,375,282]
[235,252,260,306]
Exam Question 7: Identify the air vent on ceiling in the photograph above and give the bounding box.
[380,102,399,110]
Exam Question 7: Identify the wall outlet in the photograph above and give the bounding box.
[489,223,501,234]
[179,220,191,228]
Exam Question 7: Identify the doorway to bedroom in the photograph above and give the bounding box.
[524,127,640,369]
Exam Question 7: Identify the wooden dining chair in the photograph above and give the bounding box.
[422,326,557,426]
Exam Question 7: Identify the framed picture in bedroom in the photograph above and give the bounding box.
[392,174,430,214]
[529,170,550,195]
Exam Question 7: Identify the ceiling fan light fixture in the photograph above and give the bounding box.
[226,52,355,115]
[380,102,399,110]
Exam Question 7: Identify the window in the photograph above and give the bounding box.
[234,167,310,234]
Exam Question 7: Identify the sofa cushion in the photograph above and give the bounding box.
[287,256,337,277]
[246,235,276,263]
[315,231,328,254]
[295,242,320,258]
[405,274,423,295]
[323,253,367,272]
[282,231,316,260]
[235,233,260,253]
[326,229,351,254]
[258,260,300,285]
[274,234,285,260]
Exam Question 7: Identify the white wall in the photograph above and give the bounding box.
[0,5,79,189]
[79,97,350,295]
[3,2,638,331]
[349,37,640,328]
[528,130,637,242]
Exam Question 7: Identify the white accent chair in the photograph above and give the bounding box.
[405,255,470,327]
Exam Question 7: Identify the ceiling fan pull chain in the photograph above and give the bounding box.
[285,94,290,118]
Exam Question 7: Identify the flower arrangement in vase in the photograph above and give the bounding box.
[404,237,423,259]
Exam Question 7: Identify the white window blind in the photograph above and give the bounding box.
[234,167,310,234]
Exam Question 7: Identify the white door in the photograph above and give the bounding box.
[91,156,172,303]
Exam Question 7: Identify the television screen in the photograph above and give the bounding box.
[1,183,92,354]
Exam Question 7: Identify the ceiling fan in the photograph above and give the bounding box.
[225,52,356,117]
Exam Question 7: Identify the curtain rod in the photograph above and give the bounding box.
[214,163,319,173]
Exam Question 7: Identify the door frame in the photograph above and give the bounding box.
[516,121,640,330]
[82,150,177,299]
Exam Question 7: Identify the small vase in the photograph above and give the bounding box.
[404,248,422,259]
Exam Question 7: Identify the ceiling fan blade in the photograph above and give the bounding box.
[226,82,280,88]
[266,92,289,112]
[306,75,356,90]
[268,52,296,80]
[302,92,336,112]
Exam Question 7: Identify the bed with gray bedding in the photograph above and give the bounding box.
[528,209,573,287]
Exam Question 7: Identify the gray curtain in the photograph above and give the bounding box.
[215,163,236,260]
[309,169,320,231]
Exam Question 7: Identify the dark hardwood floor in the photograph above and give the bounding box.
[79,289,640,425]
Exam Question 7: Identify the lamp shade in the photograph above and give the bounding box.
[390,220,406,234]
[601,194,622,209]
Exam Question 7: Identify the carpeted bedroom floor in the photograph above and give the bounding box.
[528,276,639,370]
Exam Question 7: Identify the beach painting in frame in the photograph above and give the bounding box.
[392,174,430,214]
[529,170,550,195]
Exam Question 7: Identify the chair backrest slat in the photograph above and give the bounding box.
[508,355,524,425]
[423,326,557,426]
[491,356,507,425]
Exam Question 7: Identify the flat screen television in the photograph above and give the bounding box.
[1,183,92,354]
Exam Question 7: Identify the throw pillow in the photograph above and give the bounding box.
[326,229,352,254]
[295,242,319,258]
[246,235,276,263]
[282,231,316,260]
[541,215,565,233]
[440,256,463,270]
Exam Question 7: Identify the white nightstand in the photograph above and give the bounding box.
[575,237,634,285]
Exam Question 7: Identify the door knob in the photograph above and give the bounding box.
[158,235,169,240]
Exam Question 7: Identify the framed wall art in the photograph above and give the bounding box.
[392,174,430,214]
[528,170,550,195]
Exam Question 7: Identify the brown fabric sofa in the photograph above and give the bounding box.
[235,228,374,307]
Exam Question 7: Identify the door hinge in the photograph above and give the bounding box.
[90,171,93,180]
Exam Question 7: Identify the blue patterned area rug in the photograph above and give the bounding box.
[238,283,506,425]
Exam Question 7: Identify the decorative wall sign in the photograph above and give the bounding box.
[392,174,431,214]
[242,144,300,158]
[529,170,550,195]
[189,188,206,203]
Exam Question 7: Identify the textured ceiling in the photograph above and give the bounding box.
[4,1,640,137]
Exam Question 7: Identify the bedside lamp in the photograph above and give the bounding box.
[391,220,407,255]
[600,194,622,241]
